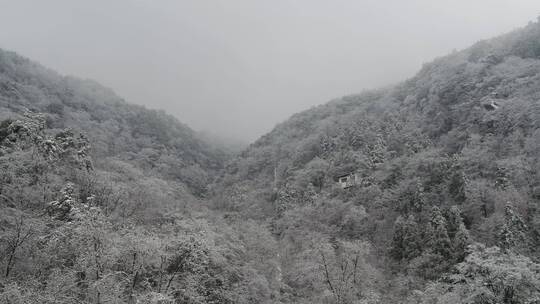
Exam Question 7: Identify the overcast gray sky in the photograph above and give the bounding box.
[0,1,538,142]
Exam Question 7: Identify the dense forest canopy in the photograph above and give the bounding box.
[2,19,540,304]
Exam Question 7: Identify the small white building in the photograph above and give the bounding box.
[336,172,358,189]
[482,99,499,111]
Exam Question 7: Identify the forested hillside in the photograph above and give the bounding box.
[0,50,281,303]
[2,19,540,304]
[0,48,228,198]
[213,19,540,303]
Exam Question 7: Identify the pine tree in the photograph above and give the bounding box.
[446,205,463,239]
[494,166,509,190]
[447,158,467,203]
[368,134,386,167]
[446,206,470,262]
[426,207,452,258]
[412,182,426,212]
[390,216,405,260]
[402,215,422,260]
[47,182,77,221]
[452,223,470,262]
[391,215,421,261]
[497,204,528,252]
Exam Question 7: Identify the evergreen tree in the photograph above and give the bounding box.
[452,223,470,262]
[391,215,421,261]
[412,182,426,212]
[445,206,471,262]
[425,207,451,258]
[402,215,422,260]
[368,134,386,167]
[497,204,528,252]
[495,166,510,190]
[446,205,463,239]
[447,158,467,203]
[390,216,405,260]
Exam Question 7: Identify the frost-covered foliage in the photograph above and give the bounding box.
[0,111,46,152]
[0,109,275,303]
[0,49,227,197]
[407,244,540,304]
[211,19,540,303]
[3,18,540,304]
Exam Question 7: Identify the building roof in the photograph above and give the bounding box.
[335,172,355,179]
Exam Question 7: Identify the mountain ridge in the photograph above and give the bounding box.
[1,19,540,304]
[0,47,230,198]
[210,19,540,302]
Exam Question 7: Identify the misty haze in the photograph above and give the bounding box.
[1,0,538,142]
[1,1,540,304]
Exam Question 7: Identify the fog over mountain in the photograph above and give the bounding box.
[3,1,540,303]
[0,0,538,141]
